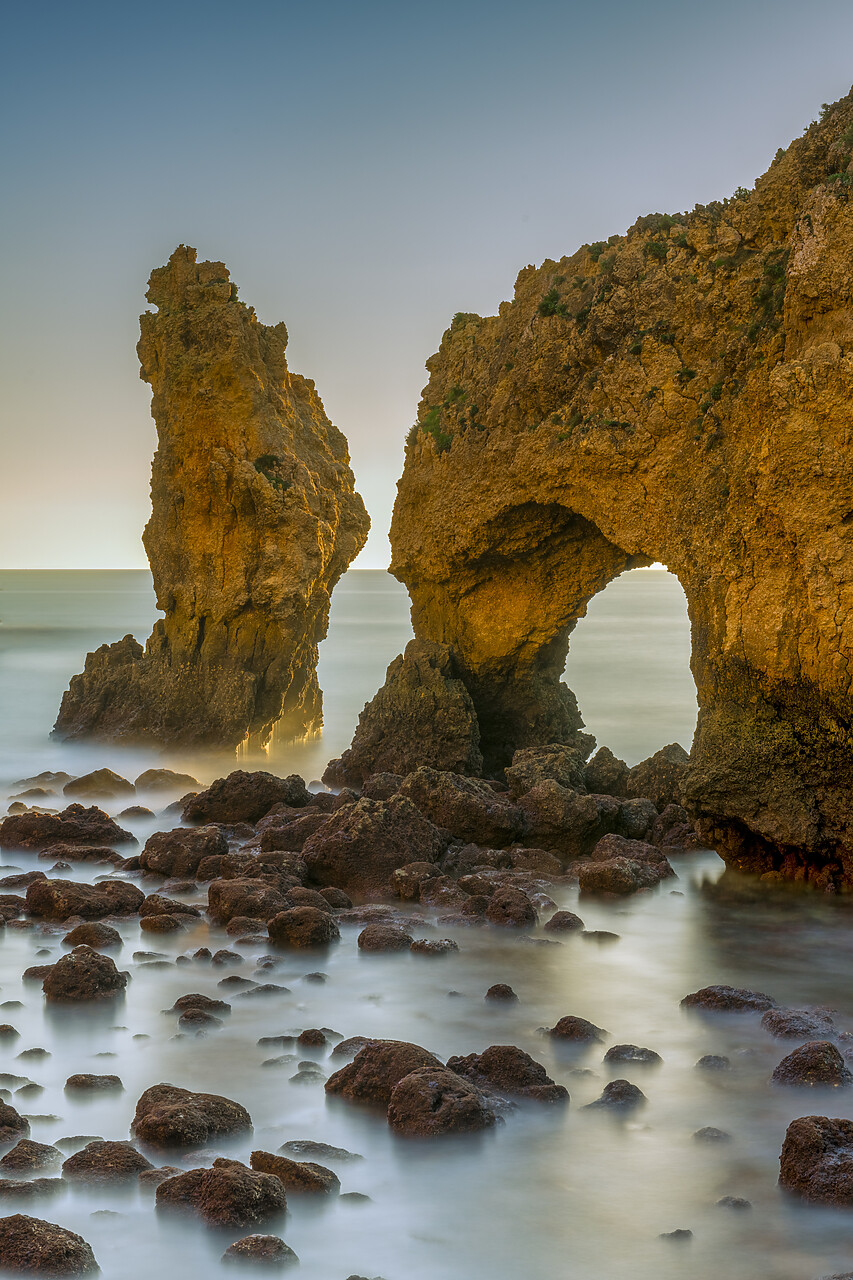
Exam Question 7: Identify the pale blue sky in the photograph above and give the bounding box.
[1,0,852,566]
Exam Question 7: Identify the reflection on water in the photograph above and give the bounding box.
[0,569,847,1280]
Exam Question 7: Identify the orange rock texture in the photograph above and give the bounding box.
[337,91,853,886]
[56,246,368,748]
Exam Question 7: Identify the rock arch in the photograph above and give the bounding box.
[329,91,853,887]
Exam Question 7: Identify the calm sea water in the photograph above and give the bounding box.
[1,570,850,1280]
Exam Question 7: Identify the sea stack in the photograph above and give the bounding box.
[55,246,369,749]
[328,91,853,888]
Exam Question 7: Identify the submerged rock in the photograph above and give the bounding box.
[387,1067,497,1136]
[584,1080,646,1110]
[325,1041,443,1107]
[132,1084,252,1148]
[222,1235,298,1267]
[42,947,128,1002]
[446,1045,569,1103]
[62,1141,153,1182]
[26,878,143,922]
[268,907,340,948]
[771,1041,853,1088]
[779,1115,853,1204]
[0,1140,60,1172]
[250,1150,340,1194]
[184,772,311,825]
[0,805,134,852]
[140,825,227,876]
[681,986,776,1013]
[156,1157,286,1227]
[54,247,368,750]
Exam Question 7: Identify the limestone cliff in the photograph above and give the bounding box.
[56,246,368,748]
[338,91,853,887]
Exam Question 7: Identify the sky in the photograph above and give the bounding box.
[1,0,852,568]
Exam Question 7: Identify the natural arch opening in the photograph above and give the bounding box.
[562,566,697,766]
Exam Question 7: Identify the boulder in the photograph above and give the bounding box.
[62,922,122,949]
[649,803,701,849]
[543,910,584,933]
[63,770,134,800]
[0,805,135,851]
[156,1157,286,1227]
[603,1044,662,1065]
[762,1007,836,1040]
[64,1075,122,1091]
[135,768,200,793]
[360,773,403,801]
[617,798,659,840]
[485,984,517,1002]
[0,1102,30,1144]
[322,639,483,786]
[485,887,537,927]
[681,985,776,1013]
[0,1214,98,1275]
[577,856,670,895]
[250,1150,340,1194]
[506,744,588,798]
[387,1067,497,1135]
[268,907,340,948]
[281,886,334,912]
[139,894,201,918]
[357,924,413,952]
[42,947,128,1001]
[0,1141,60,1172]
[325,1040,443,1107]
[626,743,690,809]
[35,845,119,865]
[208,879,289,925]
[410,938,458,956]
[548,1016,605,1042]
[583,1079,646,1110]
[583,747,629,798]
[140,825,228,876]
[132,1083,252,1148]
[26,878,143,922]
[779,1115,853,1204]
[771,1041,853,1087]
[62,1140,152,1181]
[259,812,330,853]
[397,767,524,846]
[446,1045,568,1102]
[517,782,621,857]
[301,795,447,895]
[222,1235,298,1266]
[183,771,310,825]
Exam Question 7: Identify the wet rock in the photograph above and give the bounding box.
[208,879,288,926]
[222,1234,298,1267]
[62,922,122,949]
[178,1009,223,1030]
[211,949,242,966]
[549,1016,605,1042]
[137,1165,183,1190]
[696,1055,731,1071]
[715,1195,752,1210]
[410,938,458,956]
[323,640,483,786]
[63,770,134,801]
[268,907,340,948]
[681,986,776,1013]
[0,1179,65,1200]
[544,910,584,933]
[617,799,659,841]
[779,1116,853,1204]
[132,1083,252,1148]
[140,915,187,934]
[584,1080,646,1110]
[325,1040,443,1107]
[62,1140,153,1181]
[258,812,330,854]
[0,805,135,852]
[64,1075,123,1091]
[296,1030,326,1048]
[224,917,267,938]
[418,874,469,912]
[302,795,446,896]
[485,984,517,1001]
[387,1067,497,1135]
[649,803,700,850]
[0,1213,99,1275]
[43,947,128,1001]
[319,886,351,909]
[626,744,689,809]
[506,744,588,799]
[23,966,55,982]
[156,1157,287,1227]
[397,767,524,847]
[140,825,227,877]
[331,1036,376,1059]
[0,1026,18,1040]
[135,769,199,794]
[772,1041,853,1087]
[35,845,120,865]
[509,848,563,876]
[761,1007,836,1040]
[140,894,201,919]
[183,772,310,825]
[360,773,403,801]
[280,886,334,913]
[590,832,671,867]
[485,887,537,928]
[517,782,621,858]
[0,872,46,889]
[603,1045,662,1065]
[659,1229,693,1242]
[279,1140,361,1161]
[578,855,672,896]
[357,924,413,952]
[0,1140,60,1172]
[693,1127,731,1142]
[250,1150,340,1194]
[583,747,629,798]
[26,878,144,922]
[169,994,231,1015]
[446,1045,569,1102]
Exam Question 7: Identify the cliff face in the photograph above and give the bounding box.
[340,92,853,887]
[56,246,369,748]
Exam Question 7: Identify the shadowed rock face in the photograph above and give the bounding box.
[55,245,369,749]
[340,90,853,887]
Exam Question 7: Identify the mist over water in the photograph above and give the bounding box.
[1,569,850,1279]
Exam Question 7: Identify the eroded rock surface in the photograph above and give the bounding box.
[54,245,368,750]
[337,92,853,886]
